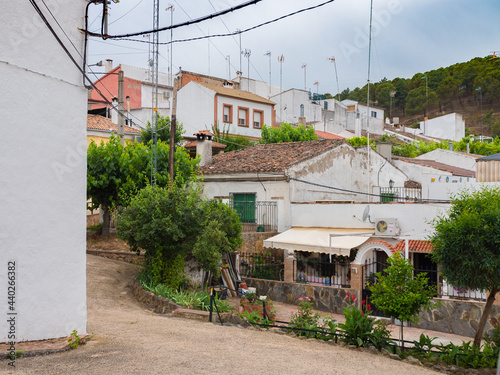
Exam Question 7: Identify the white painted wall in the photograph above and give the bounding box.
[291,202,449,240]
[238,77,282,99]
[416,148,479,172]
[201,175,291,232]
[177,82,216,136]
[420,113,465,141]
[272,89,322,124]
[216,95,272,138]
[140,84,172,111]
[1,0,87,341]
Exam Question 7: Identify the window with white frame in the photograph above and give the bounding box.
[371,111,377,118]
[253,110,263,128]
[238,107,249,127]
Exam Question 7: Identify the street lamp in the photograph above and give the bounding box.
[389,91,396,123]
[476,86,483,141]
[421,74,428,133]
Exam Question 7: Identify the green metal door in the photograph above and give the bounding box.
[233,194,256,223]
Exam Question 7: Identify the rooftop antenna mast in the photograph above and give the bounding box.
[166,5,175,86]
[301,63,307,90]
[244,49,251,90]
[328,57,340,101]
[151,0,160,186]
[264,51,271,96]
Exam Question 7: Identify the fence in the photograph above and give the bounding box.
[294,256,351,287]
[380,187,422,202]
[239,253,284,281]
[230,201,277,232]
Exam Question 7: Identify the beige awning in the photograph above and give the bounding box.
[263,227,373,256]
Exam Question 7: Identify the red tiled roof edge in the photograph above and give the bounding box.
[394,239,433,253]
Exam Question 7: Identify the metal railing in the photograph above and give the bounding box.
[294,256,351,287]
[380,187,422,202]
[230,200,277,232]
[239,253,284,281]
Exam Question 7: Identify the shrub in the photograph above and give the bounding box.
[288,297,337,340]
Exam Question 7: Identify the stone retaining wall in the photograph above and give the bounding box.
[239,232,278,253]
[417,298,500,338]
[131,281,181,314]
[87,249,144,265]
[243,277,357,314]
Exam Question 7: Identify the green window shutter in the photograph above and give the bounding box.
[233,194,256,223]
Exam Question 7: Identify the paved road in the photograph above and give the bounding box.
[1,255,438,375]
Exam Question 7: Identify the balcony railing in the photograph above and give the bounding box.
[230,200,277,232]
[380,187,422,202]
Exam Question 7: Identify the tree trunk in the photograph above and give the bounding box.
[102,205,111,238]
[474,288,498,347]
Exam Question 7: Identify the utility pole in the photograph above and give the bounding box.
[278,55,284,122]
[166,5,174,86]
[169,77,178,184]
[366,0,373,202]
[264,51,271,96]
[118,70,125,145]
[226,55,231,79]
[151,0,160,186]
[301,63,307,90]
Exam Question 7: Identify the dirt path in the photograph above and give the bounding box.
[2,255,438,375]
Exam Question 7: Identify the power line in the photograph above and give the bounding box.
[109,0,145,26]
[85,0,262,39]
[102,0,336,47]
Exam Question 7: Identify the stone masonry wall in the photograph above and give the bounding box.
[240,232,277,253]
[243,277,358,314]
[417,298,500,338]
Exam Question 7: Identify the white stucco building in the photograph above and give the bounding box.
[1,1,87,340]
[177,81,276,138]
[419,113,465,141]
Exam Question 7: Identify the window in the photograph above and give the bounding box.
[371,111,377,118]
[253,110,263,128]
[232,193,256,223]
[238,107,249,127]
[324,101,328,110]
[223,104,233,123]
[300,104,304,117]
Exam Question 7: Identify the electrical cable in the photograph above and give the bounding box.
[86,0,262,39]
[28,0,148,130]
[99,0,336,46]
[109,0,145,26]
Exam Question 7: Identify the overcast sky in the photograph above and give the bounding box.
[87,0,500,95]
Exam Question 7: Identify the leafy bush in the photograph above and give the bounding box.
[139,272,233,313]
[338,292,392,349]
[260,123,318,144]
[288,297,337,340]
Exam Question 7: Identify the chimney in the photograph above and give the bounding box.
[298,116,306,126]
[376,142,392,161]
[111,97,119,124]
[104,59,113,73]
[195,130,213,167]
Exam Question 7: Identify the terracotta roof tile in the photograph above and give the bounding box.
[197,82,276,105]
[200,139,344,175]
[87,114,141,134]
[394,240,433,253]
[184,141,227,149]
[364,240,397,254]
[393,156,475,177]
[315,131,344,140]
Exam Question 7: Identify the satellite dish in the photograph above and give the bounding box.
[362,205,370,222]
[362,205,374,224]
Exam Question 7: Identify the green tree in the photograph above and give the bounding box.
[117,184,205,288]
[369,252,436,344]
[436,76,461,110]
[211,124,257,151]
[140,114,185,147]
[430,187,500,347]
[260,123,318,144]
[405,86,438,116]
[87,136,199,237]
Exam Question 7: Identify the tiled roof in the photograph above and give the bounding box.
[200,139,345,175]
[87,114,141,134]
[315,130,344,140]
[394,240,433,253]
[197,82,276,105]
[477,153,500,161]
[392,156,475,177]
[364,240,397,254]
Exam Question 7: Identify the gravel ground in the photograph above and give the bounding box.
[1,255,439,375]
